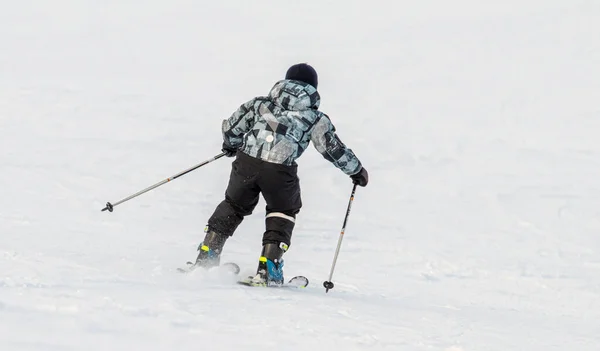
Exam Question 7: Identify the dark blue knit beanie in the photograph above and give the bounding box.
[285,63,318,89]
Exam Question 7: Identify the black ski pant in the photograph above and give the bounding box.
[207,151,301,247]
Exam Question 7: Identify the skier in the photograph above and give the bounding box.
[193,63,368,286]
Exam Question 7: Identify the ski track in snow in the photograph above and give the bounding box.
[1,1,599,350]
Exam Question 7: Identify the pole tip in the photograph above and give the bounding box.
[101,202,114,212]
[323,281,334,292]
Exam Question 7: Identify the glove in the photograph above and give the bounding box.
[350,167,368,187]
[221,143,237,157]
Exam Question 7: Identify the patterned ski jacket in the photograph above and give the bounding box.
[222,80,362,175]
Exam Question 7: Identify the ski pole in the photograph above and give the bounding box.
[101,152,227,212]
[323,183,358,293]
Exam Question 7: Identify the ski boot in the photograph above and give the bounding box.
[194,228,227,269]
[178,228,241,274]
[248,242,288,287]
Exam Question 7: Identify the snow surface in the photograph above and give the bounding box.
[1,1,599,350]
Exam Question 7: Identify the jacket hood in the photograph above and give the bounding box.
[268,80,320,111]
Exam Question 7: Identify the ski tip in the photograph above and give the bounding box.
[289,276,309,288]
[222,262,241,275]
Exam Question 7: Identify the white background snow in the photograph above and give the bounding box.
[1,0,599,350]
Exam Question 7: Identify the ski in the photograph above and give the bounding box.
[177,261,241,275]
[237,275,309,289]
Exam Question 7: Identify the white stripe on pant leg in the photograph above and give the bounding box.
[266,212,295,223]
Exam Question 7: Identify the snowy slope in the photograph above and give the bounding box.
[1,1,599,350]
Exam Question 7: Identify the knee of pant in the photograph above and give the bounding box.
[225,196,256,216]
[264,212,295,246]
[208,201,244,237]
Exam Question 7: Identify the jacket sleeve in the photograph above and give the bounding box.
[222,99,257,148]
[310,114,362,175]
